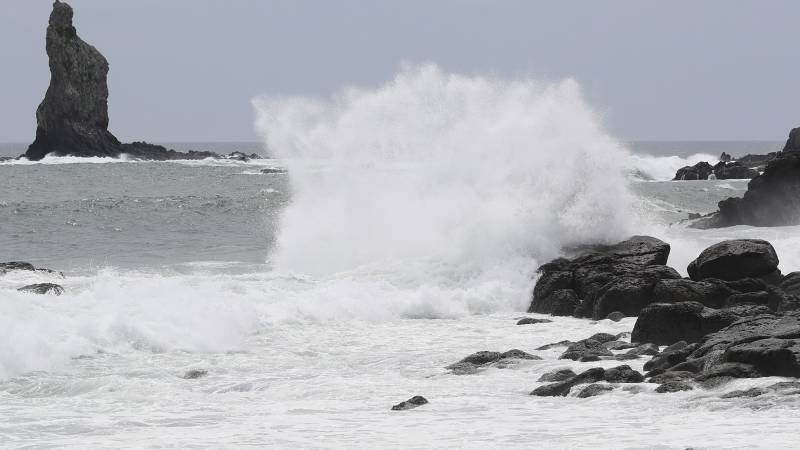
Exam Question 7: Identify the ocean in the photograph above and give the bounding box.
[2,68,800,449]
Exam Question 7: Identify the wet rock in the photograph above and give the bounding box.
[603,365,644,383]
[606,311,626,322]
[655,381,694,393]
[260,167,288,174]
[647,371,695,384]
[713,161,759,180]
[447,362,478,375]
[664,341,688,353]
[687,240,779,282]
[643,342,699,372]
[674,161,714,180]
[615,332,632,340]
[530,367,606,397]
[529,236,679,319]
[559,339,613,361]
[766,381,800,394]
[536,340,573,350]
[17,283,64,295]
[720,387,766,399]
[626,343,660,356]
[391,395,428,411]
[516,317,552,325]
[499,349,541,360]
[603,340,638,351]
[182,369,208,379]
[588,333,617,344]
[449,351,501,366]
[225,151,260,161]
[537,368,576,382]
[631,302,756,345]
[577,383,614,398]
[691,140,800,228]
[614,353,641,361]
[689,311,800,378]
[0,262,36,273]
[694,362,762,382]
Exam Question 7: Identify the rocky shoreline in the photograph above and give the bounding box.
[388,235,800,410]
[19,1,260,162]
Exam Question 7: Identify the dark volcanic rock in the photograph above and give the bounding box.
[687,240,779,282]
[606,311,626,322]
[713,162,759,180]
[530,367,606,397]
[691,132,800,228]
[655,381,694,393]
[17,283,64,295]
[631,302,766,346]
[674,161,714,181]
[577,383,614,398]
[0,262,36,273]
[603,365,644,383]
[559,339,613,361]
[260,167,288,174]
[516,317,553,325]
[537,368,577,382]
[688,311,800,378]
[391,395,428,411]
[25,2,225,161]
[499,349,541,360]
[182,369,208,379]
[529,236,679,319]
[25,1,120,160]
[781,272,800,297]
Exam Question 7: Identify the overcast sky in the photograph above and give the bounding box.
[1,0,797,143]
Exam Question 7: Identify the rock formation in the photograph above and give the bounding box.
[691,129,800,228]
[24,1,248,161]
[26,0,120,160]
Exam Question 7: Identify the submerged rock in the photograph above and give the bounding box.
[391,395,428,411]
[17,283,64,295]
[516,317,552,325]
[655,381,694,393]
[446,349,540,374]
[537,368,577,382]
[577,383,614,398]
[182,369,208,379]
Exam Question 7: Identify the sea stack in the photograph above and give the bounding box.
[26,0,121,160]
[24,1,229,161]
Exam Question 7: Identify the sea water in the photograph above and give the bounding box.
[1,65,799,449]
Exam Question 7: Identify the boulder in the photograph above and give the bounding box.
[687,240,779,282]
[655,381,694,393]
[577,383,614,398]
[17,283,64,295]
[713,162,759,180]
[529,236,679,319]
[391,395,428,411]
[625,343,660,356]
[781,272,800,297]
[674,161,714,181]
[516,317,552,325]
[687,311,800,378]
[530,367,606,397]
[182,369,208,379]
[603,365,644,383]
[537,368,576,382]
[632,302,746,345]
[606,311,626,322]
[559,339,613,361]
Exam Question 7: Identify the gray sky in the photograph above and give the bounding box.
[1,0,798,143]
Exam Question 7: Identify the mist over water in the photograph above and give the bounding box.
[254,65,633,279]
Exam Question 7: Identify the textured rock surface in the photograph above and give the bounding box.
[691,130,800,228]
[17,283,65,295]
[529,236,679,319]
[391,395,428,411]
[26,1,120,160]
[687,240,779,282]
[25,2,228,161]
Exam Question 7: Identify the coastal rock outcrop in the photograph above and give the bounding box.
[691,128,800,228]
[24,1,242,161]
[529,236,680,319]
[687,239,779,282]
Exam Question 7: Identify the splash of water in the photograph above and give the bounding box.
[253,64,633,277]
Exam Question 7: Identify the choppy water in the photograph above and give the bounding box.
[2,67,800,449]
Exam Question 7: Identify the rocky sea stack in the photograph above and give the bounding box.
[24,1,250,161]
